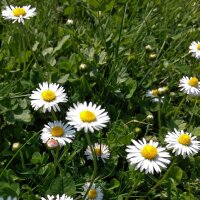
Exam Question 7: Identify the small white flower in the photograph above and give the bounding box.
[30,82,67,113]
[85,143,110,163]
[83,182,103,200]
[126,138,171,174]
[189,41,200,59]
[0,197,17,200]
[66,102,110,133]
[41,194,73,200]
[66,19,74,25]
[145,89,164,102]
[179,76,200,96]
[165,129,200,158]
[41,121,75,147]
[2,5,36,24]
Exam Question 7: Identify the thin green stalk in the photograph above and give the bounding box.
[51,149,64,176]
[158,98,162,131]
[83,132,97,200]
[144,123,150,137]
[147,158,176,194]
[0,132,40,179]
[125,173,142,200]
[173,96,186,120]
[51,110,58,121]
[188,97,198,127]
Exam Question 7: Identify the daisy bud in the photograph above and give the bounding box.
[134,127,142,134]
[170,92,176,97]
[145,45,153,52]
[79,63,87,70]
[146,114,154,122]
[46,138,59,150]
[149,53,157,60]
[66,19,74,25]
[158,86,168,95]
[12,142,21,151]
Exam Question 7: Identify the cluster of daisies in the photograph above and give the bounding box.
[29,82,110,200]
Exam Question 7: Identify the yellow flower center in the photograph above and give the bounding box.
[88,189,97,199]
[95,148,102,156]
[51,126,64,137]
[178,134,191,145]
[141,145,158,159]
[188,77,199,87]
[80,110,96,122]
[152,89,159,97]
[197,44,200,50]
[13,8,26,17]
[41,90,56,102]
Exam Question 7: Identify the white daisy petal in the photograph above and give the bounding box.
[84,143,110,163]
[82,182,103,200]
[2,5,36,24]
[189,41,200,59]
[126,138,171,174]
[145,89,164,103]
[30,82,68,113]
[179,76,200,96]
[41,121,76,147]
[41,194,73,200]
[66,102,110,133]
[165,128,200,158]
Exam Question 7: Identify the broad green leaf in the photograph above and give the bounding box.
[46,174,76,196]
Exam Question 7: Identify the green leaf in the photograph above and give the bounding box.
[14,110,32,123]
[109,178,120,190]
[125,78,137,99]
[46,174,76,196]
[52,35,70,55]
[168,166,183,185]
[192,127,200,136]
[31,152,42,164]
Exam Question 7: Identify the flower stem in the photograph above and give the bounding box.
[147,158,176,194]
[173,96,186,120]
[83,132,97,200]
[51,149,64,176]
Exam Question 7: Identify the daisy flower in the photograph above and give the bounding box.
[179,76,200,96]
[41,121,75,147]
[66,102,110,133]
[2,5,36,24]
[126,138,171,174]
[165,129,200,158]
[85,143,110,163]
[30,82,67,113]
[145,89,164,102]
[83,182,103,200]
[0,197,17,200]
[189,41,200,59]
[41,194,73,200]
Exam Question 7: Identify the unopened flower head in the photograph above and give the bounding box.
[145,89,164,102]
[165,128,200,158]
[46,138,59,149]
[41,121,76,147]
[41,194,73,200]
[126,138,171,174]
[83,182,103,200]
[66,102,110,133]
[2,5,36,24]
[30,82,67,113]
[179,76,200,96]
[85,143,110,163]
[189,41,200,59]
[66,19,74,25]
